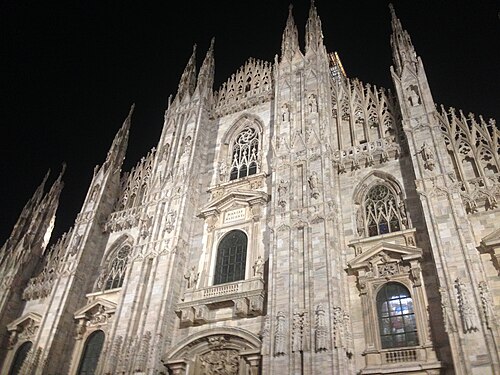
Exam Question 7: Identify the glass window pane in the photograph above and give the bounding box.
[77,331,105,375]
[214,230,247,285]
[377,283,419,349]
[10,341,33,375]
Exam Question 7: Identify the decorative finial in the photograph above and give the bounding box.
[389,3,396,17]
[128,103,135,116]
[288,4,293,12]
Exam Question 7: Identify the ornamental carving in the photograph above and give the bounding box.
[292,310,308,352]
[199,349,239,375]
[274,311,287,356]
[478,281,496,330]
[455,277,479,333]
[315,305,329,352]
[213,58,272,117]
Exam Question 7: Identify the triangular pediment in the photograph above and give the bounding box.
[7,312,42,332]
[199,189,269,217]
[74,298,117,320]
[348,242,422,271]
[481,227,500,247]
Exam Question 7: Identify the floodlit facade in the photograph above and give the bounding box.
[1,3,499,375]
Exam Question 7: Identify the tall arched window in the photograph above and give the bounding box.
[77,330,105,375]
[364,184,402,237]
[214,230,247,285]
[377,283,418,349]
[104,245,131,290]
[10,341,32,375]
[229,127,259,181]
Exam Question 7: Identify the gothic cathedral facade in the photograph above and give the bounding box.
[1,3,499,375]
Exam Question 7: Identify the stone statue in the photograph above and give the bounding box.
[253,256,265,277]
[418,142,435,171]
[218,161,227,183]
[277,180,288,207]
[308,171,320,199]
[184,266,199,289]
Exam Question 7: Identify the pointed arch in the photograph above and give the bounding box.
[77,330,105,375]
[219,114,264,183]
[10,341,32,375]
[95,235,133,291]
[353,171,407,238]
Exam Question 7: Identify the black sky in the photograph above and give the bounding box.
[1,0,499,244]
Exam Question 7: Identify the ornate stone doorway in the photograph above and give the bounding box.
[163,328,261,375]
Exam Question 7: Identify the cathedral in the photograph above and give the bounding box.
[1,2,499,375]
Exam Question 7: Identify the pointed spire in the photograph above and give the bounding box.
[389,4,418,75]
[176,45,197,101]
[196,38,215,93]
[281,5,300,61]
[305,0,324,53]
[0,170,51,254]
[102,104,133,173]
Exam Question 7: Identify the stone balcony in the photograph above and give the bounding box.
[177,277,265,326]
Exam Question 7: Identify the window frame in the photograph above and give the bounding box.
[213,230,248,285]
[376,282,419,349]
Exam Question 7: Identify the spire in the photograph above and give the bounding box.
[0,170,50,254]
[196,38,215,93]
[176,45,197,101]
[281,5,300,61]
[38,164,65,251]
[305,0,324,53]
[389,4,418,75]
[101,104,133,173]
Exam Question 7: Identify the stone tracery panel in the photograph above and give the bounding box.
[213,58,272,117]
[437,106,500,212]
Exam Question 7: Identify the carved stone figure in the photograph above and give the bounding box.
[253,256,265,277]
[218,161,227,182]
[308,94,318,113]
[418,142,435,171]
[407,84,421,106]
[308,171,320,199]
[281,103,290,122]
[184,266,199,289]
[277,180,288,207]
[356,207,364,236]
[455,277,478,333]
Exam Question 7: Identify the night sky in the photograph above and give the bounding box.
[1,1,499,244]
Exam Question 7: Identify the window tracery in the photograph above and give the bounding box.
[95,245,131,291]
[364,184,403,237]
[229,127,259,181]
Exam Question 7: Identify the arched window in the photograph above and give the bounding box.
[377,283,418,349]
[10,341,32,375]
[77,330,105,375]
[229,127,259,181]
[214,231,247,285]
[104,245,131,290]
[364,184,402,237]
